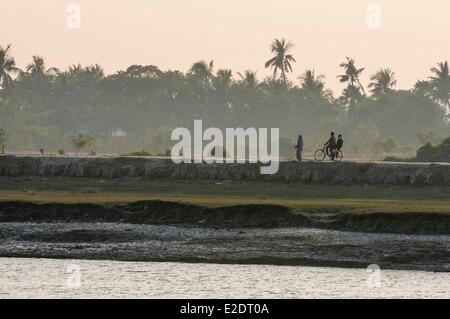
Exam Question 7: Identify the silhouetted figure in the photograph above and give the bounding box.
[39,148,44,155]
[337,134,344,150]
[295,135,303,161]
[324,132,336,156]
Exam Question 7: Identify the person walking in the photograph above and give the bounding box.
[295,135,304,161]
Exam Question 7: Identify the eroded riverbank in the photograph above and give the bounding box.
[1,200,450,235]
[0,201,449,272]
[1,222,449,272]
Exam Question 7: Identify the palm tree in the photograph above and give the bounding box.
[159,70,186,126]
[212,69,233,125]
[264,38,296,85]
[25,56,59,78]
[123,65,162,79]
[23,56,59,98]
[58,64,104,87]
[429,61,450,112]
[189,60,214,83]
[413,80,433,97]
[187,60,214,119]
[213,69,233,91]
[84,64,105,80]
[237,70,258,89]
[338,57,365,116]
[57,63,101,78]
[368,68,397,98]
[298,69,333,100]
[0,44,20,90]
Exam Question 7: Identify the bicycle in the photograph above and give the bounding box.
[314,146,343,161]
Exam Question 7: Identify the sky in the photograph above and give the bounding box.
[1,0,450,93]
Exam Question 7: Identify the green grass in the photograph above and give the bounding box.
[0,176,449,214]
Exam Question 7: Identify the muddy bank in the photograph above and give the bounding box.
[0,222,449,272]
[1,200,449,271]
[0,200,449,235]
[1,156,450,186]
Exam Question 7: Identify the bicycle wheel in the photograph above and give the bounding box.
[335,150,343,162]
[314,149,326,161]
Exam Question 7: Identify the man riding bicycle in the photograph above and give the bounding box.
[324,132,337,156]
[314,132,344,161]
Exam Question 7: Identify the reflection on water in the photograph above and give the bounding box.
[0,258,449,298]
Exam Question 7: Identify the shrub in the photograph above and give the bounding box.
[416,137,450,162]
[71,134,95,156]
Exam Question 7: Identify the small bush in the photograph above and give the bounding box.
[71,133,95,155]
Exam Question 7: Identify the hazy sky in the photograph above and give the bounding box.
[2,0,449,92]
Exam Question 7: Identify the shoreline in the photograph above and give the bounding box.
[1,254,447,273]
[0,255,404,272]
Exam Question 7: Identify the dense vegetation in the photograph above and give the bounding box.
[416,137,450,162]
[0,40,449,158]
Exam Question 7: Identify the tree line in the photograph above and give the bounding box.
[0,39,449,158]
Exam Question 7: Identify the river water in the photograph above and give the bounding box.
[0,258,449,298]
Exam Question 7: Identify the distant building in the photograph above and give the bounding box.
[111,128,129,137]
